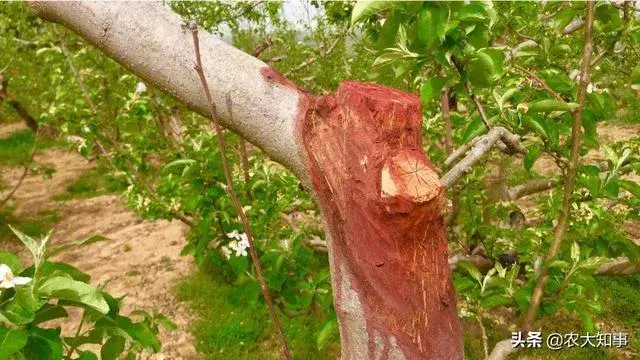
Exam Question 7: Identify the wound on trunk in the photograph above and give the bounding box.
[301,81,462,359]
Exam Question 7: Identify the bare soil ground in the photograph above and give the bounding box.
[0,126,197,359]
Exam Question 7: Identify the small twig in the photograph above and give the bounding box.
[0,130,39,209]
[284,36,341,77]
[53,25,97,114]
[522,1,595,333]
[512,64,565,102]
[190,24,292,360]
[465,81,491,130]
[441,127,526,189]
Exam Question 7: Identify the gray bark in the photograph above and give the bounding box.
[27,1,308,181]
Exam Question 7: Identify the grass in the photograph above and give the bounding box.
[175,256,340,360]
[178,261,640,360]
[0,129,57,167]
[51,166,127,201]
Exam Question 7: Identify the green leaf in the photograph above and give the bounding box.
[0,252,22,274]
[101,335,126,360]
[527,99,576,113]
[481,294,510,309]
[33,304,69,325]
[458,261,483,284]
[417,4,447,47]
[47,235,109,258]
[548,260,570,270]
[523,146,540,172]
[420,77,446,104]
[38,261,91,283]
[0,328,28,359]
[24,327,63,360]
[461,117,488,144]
[522,116,548,139]
[161,159,196,175]
[155,314,177,331]
[458,3,487,22]
[351,1,394,25]
[316,318,338,350]
[38,277,109,314]
[375,10,401,49]
[114,316,161,352]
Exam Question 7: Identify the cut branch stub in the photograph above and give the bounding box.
[302,81,462,360]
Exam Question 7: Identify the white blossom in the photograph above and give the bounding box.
[0,264,32,289]
[135,82,147,95]
[225,231,250,257]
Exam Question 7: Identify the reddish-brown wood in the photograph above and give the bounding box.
[301,81,462,359]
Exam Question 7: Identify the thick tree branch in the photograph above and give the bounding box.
[522,1,595,332]
[27,1,309,181]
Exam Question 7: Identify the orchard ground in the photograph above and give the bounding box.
[0,121,639,359]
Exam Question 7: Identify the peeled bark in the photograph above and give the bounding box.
[304,83,462,359]
[27,2,463,359]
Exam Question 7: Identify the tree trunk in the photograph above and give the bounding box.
[305,82,462,359]
[26,2,463,359]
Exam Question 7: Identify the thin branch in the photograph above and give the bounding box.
[53,25,97,114]
[465,81,491,130]
[442,87,453,155]
[507,179,559,200]
[0,130,38,209]
[512,64,565,102]
[190,24,292,360]
[562,18,584,35]
[441,127,526,189]
[522,1,595,333]
[284,36,341,77]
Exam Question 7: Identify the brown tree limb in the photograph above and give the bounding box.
[190,25,292,360]
[0,130,38,209]
[522,1,595,333]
